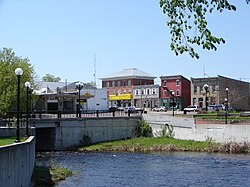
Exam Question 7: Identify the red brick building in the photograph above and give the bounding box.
[160,75,191,110]
[100,68,156,107]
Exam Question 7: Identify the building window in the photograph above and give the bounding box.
[199,86,202,94]
[194,86,197,94]
[163,90,167,95]
[141,89,144,95]
[128,89,131,93]
[123,90,126,94]
[106,82,109,88]
[193,98,197,105]
[176,80,180,86]
[176,90,180,96]
[135,89,139,95]
[117,81,121,87]
[163,80,167,87]
[112,81,115,88]
[152,89,156,95]
[128,80,131,86]
[112,90,115,94]
[117,89,121,95]
[123,80,126,86]
[147,89,150,95]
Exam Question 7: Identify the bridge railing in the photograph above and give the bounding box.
[0,110,142,127]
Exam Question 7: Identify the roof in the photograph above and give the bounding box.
[34,81,97,94]
[160,75,190,82]
[100,68,156,80]
[34,81,67,94]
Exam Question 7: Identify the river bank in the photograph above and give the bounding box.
[79,137,250,154]
[32,160,72,186]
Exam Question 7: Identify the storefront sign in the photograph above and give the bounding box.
[109,94,132,101]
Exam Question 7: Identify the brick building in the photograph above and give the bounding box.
[191,75,250,111]
[100,68,156,108]
[160,75,191,110]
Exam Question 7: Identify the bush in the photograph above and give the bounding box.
[135,120,152,137]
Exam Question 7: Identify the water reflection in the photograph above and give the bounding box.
[36,152,250,187]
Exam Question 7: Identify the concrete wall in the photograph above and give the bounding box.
[143,113,194,128]
[173,124,250,143]
[143,113,250,143]
[35,117,140,150]
[0,136,36,187]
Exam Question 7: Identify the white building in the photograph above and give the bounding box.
[34,81,108,112]
[81,89,108,111]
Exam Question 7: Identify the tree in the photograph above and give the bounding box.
[42,74,61,82]
[85,81,97,89]
[0,48,35,116]
[159,0,250,59]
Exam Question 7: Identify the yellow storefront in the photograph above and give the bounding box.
[109,94,133,107]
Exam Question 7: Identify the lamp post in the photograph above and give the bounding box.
[225,88,229,124]
[171,91,175,117]
[203,84,209,111]
[14,68,23,143]
[76,81,84,117]
[29,88,33,119]
[25,81,31,137]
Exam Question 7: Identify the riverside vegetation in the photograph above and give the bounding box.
[79,120,250,154]
[32,160,72,186]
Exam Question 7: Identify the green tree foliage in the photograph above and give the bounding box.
[159,0,250,59]
[0,48,35,116]
[42,74,61,82]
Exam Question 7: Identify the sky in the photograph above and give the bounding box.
[0,0,250,87]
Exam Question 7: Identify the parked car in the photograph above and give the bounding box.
[124,106,143,114]
[207,104,224,112]
[183,105,200,112]
[109,106,124,112]
[152,106,167,112]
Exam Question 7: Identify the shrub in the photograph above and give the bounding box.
[135,120,152,137]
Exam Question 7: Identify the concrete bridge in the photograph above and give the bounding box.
[33,115,141,151]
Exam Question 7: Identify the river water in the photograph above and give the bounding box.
[36,152,250,187]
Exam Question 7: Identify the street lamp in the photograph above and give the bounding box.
[14,68,23,143]
[25,81,31,137]
[225,88,229,124]
[203,84,209,111]
[171,91,175,117]
[29,88,33,119]
[76,81,84,117]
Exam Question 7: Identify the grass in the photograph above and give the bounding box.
[194,112,250,122]
[0,136,26,146]
[79,136,250,154]
[79,137,221,153]
[32,162,73,186]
